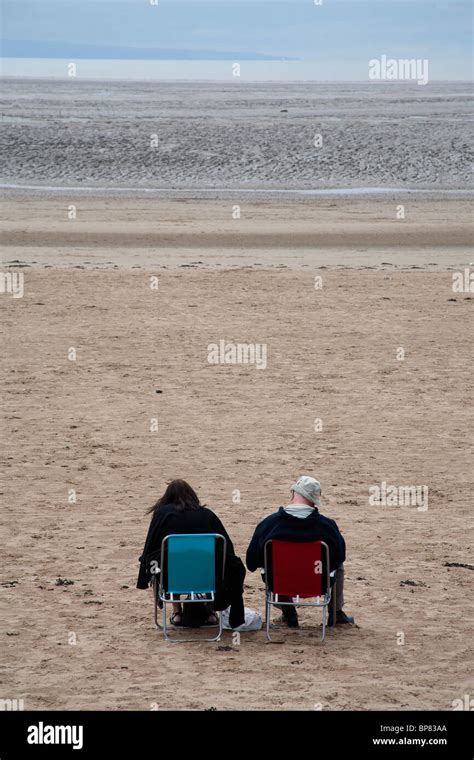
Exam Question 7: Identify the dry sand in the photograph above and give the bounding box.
[1,192,473,710]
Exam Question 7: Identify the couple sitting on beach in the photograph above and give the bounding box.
[136,475,354,630]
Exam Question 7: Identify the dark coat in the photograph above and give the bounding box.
[137,503,246,628]
[246,507,346,573]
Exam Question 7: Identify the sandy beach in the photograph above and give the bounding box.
[1,188,473,711]
[1,76,473,712]
[1,192,472,270]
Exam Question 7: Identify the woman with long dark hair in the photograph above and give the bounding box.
[137,479,246,628]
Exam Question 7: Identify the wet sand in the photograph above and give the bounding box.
[1,193,472,270]
[1,80,472,191]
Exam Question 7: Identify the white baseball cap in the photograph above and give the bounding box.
[290,475,321,506]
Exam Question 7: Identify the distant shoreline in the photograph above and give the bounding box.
[1,183,473,201]
[1,58,472,83]
[1,74,471,84]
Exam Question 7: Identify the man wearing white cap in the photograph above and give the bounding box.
[246,475,354,628]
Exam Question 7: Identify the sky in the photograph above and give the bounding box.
[1,0,472,79]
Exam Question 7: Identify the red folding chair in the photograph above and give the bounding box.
[263,539,335,641]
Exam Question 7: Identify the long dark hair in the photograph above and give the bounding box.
[147,479,202,515]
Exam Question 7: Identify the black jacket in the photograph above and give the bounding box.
[246,507,346,573]
[137,503,246,627]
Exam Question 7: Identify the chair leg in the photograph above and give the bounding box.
[153,581,163,629]
[161,603,223,643]
[265,597,272,641]
[332,581,337,626]
[153,581,158,628]
[162,601,170,640]
[217,611,223,642]
[321,604,326,641]
[152,578,165,630]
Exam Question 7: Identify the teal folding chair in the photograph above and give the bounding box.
[151,533,226,642]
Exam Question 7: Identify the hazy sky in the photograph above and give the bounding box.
[2,0,473,78]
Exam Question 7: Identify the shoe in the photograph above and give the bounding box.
[181,603,209,628]
[170,611,185,627]
[327,609,354,627]
[280,607,299,628]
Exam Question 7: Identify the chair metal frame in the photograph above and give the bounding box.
[151,533,226,643]
[263,539,336,642]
